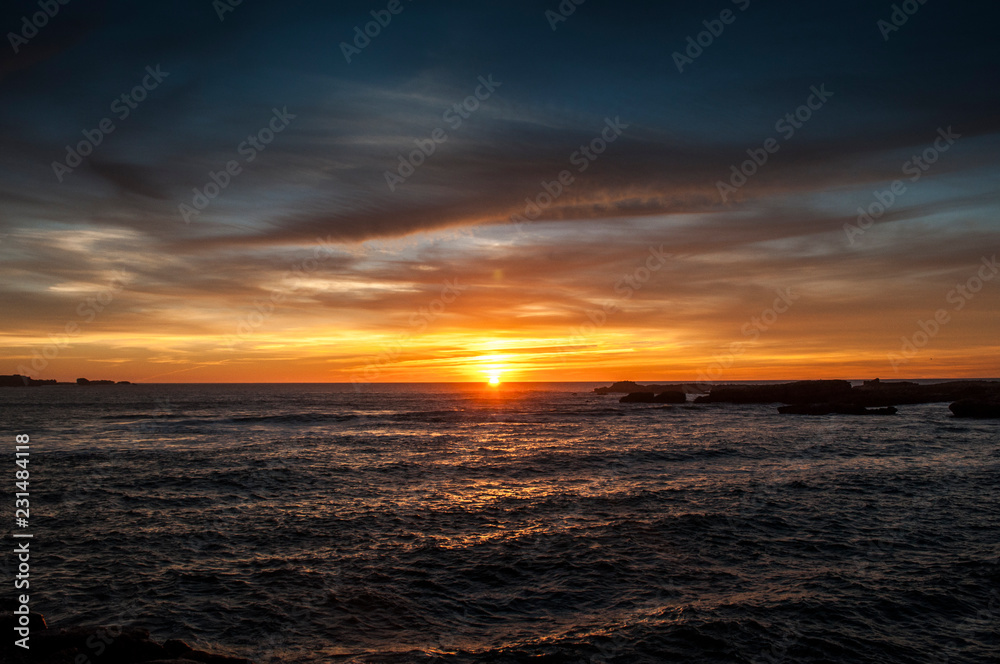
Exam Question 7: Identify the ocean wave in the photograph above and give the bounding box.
[229,413,359,424]
[13,384,1000,664]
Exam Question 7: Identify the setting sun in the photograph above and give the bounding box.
[488,375,501,386]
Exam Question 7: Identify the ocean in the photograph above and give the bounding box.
[2,382,998,663]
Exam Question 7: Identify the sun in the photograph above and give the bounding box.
[488,375,501,386]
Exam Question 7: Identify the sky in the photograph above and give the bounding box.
[1,0,999,384]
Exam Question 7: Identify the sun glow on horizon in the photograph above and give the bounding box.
[488,375,501,386]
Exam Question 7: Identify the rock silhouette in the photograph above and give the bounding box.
[0,374,56,386]
[687,379,1000,407]
[778,403,898,415]
[849,380,1000,406]
[619,391,687,403]
[949,399,1000,418]
[0,375,131,387]
[595,381,706,395]
[694,380,853,405]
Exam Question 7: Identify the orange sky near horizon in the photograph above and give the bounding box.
[5,225,999,385]
[8,345,1000,385]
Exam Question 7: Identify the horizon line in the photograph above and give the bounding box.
[9,377,1000,385]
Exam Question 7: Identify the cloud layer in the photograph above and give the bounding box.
[2,0,999,381]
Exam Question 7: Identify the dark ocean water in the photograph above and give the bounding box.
[1,383,998,663]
